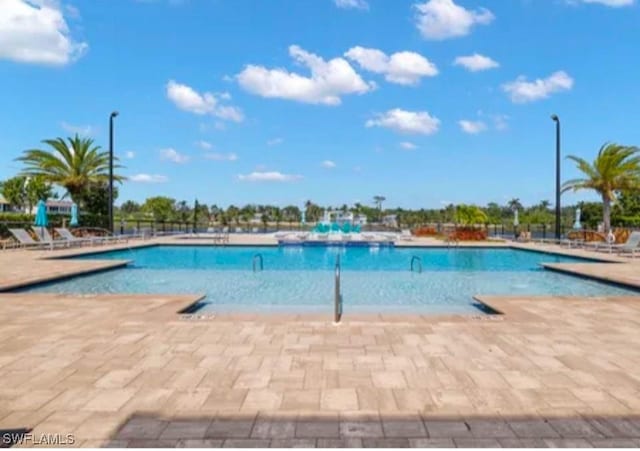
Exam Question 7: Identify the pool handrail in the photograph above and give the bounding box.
[334,254,342,323]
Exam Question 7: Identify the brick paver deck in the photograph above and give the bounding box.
[1,237,640,447]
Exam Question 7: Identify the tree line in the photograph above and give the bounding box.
[1,136,639,232]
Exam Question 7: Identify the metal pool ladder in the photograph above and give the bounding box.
[410,256,422,273]
[252,253,264,272]
[334,254,342,323]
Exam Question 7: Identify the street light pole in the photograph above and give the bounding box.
[551,114,561,240]
[108,111,119,234]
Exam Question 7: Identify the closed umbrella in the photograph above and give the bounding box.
[70,203,79,227]
[34,199,48,239]
[513,209,519,227]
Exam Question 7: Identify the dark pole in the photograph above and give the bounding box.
[108,111,119,233]
[551,114,561,240]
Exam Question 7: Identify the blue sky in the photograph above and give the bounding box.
[1,0,639,209]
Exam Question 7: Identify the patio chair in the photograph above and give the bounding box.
[599,231,640,257]
[400,229,414,241]
[32,227,70,249]
[55,228,100,246]
[8,228,42,249]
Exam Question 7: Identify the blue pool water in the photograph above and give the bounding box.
[22,246,638,314]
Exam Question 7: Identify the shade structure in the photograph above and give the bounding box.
[513,209,519,227]
[70,203,79,227]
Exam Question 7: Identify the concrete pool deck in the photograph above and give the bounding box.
[1,235,640,447]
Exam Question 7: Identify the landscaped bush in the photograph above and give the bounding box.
[450,227,487,241]
[412,226,437,237]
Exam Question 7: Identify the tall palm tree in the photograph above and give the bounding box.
[373,195,386,221]
[16,135,124,203]
[507,198,523,212]
[563,143,640,233]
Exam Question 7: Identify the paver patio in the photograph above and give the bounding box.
[1,237,640,447]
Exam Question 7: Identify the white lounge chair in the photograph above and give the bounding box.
[598,231,640,257]
[8,228,42,249]
[400,229,413,241]
[55,228,100,246]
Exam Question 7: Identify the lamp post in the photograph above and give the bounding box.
[551,114,561,240]
[108,111,119,233]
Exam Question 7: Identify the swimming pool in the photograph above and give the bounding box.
[20,246,638,315]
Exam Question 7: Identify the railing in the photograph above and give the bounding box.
[334,254,342,323]
[410,256,422,273]
[252,253,264,272]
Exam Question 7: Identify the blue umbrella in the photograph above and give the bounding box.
[70,203,79,227]
[34,199,48,239]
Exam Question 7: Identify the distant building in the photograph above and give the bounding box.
[27,199,74,215]
[0,195,14,213]
[354,214,368,226]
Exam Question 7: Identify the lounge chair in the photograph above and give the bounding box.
[8,228,42,249]
[55,228,100,246]
[598,231,640,257]
[400,229,413,241]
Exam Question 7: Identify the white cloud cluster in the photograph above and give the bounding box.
[321,160,337,168]
[60,121,94,136]
[334,0,369,9]
[204,152,238,161]
[160,148,190,164]
[454,53,499,72]
[267,138,284,147]
[576,0,634,6]
[502,71,574,103]
[237,171,303,182]
[166,80,244,122]
[195,140,213,150]
[366,109,440,135]
[125,151,135,159]
[399,141,417,150]
[344,46,438,85]
[458,120,487,134]
[237,45,374,105]
[0,0,88,65]
[414,0,494,40]
[130,174,168,183]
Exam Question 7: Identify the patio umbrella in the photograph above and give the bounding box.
[513,209,519,227]
[301,207,306,226]
[34,199,48,239]
[573,207,582,230]
[70,203,79,227]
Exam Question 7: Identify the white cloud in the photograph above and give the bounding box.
[0,0,88,65]
[166,80,244,122]
[493,114,509,131]
[366,109,441,135]
[575,0,634,6]
[237,171,303,182]
[502,71,574,103]
[130,174,168,183]
[204,152,238,161]
[458,120,487,134]
[237,45,374,105]
[195,140,212,150]
[60,121,94,136]
[160,148,190,164]
[125,151,135,159]
[399,141,418,150]
[454,53,499,72]
[344,46,438,85]
[321,160,336,168]
[334,0,369,9]
[267,137,284,146]
[414,0,494,40]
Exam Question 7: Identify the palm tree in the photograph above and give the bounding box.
[507,198,523,212]
[16,135,124,203]
[373,195,386,221]
[563,143,640,233]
